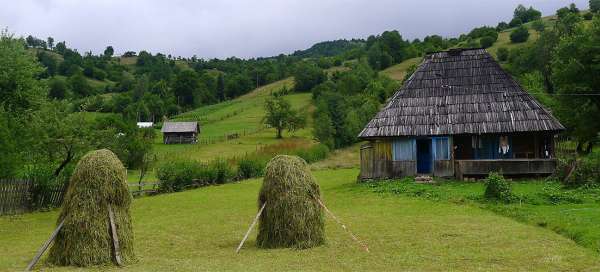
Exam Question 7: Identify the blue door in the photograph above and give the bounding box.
[417,139,432,174]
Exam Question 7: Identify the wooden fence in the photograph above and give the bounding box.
[1,179,164,215]
[0,179,67,216]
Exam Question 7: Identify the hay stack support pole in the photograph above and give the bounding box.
[316,198,369,252]
[108,205,123,266]
[25,219,66,271]
[236,202,267,253]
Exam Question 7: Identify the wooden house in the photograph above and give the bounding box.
[161,122,200,144]
[358,48,565,180]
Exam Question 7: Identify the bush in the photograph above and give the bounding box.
[209,158,235,184]
[509,17,523,27]
[294,144,330,163]
[237,156,267,180]
[156,159,236,191]
[479,36,496,48]
[484,172,513,202]
[510,26,530,43]
[531,19,546,32]
[22,163,70,210]
[497,47,509,62]
[567,153,600,186]
[541,183,584,204]
[156,161,205,192]
[583,12,594,20]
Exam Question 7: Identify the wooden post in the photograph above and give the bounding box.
[108,206,123,266]
[316,198,369,252]
[25,218,65,271]
[236,202,266,253]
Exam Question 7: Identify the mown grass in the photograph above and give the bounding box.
[380,57,422,82]
[154,77,313,162]
[364,178,600,253]
[2,169,599,271]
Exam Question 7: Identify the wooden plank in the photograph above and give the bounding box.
[107,205,123,266]
[25,218,65,271]
[236,202,266,254]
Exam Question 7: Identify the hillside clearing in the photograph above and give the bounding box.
[156,77,313,162]
[2,169,599,271]
[380,57,422,82]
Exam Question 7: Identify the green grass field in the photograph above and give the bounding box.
[380,57,422,82]
[2,168,600,271]
[365,179,600,254]
[154,77,313,163]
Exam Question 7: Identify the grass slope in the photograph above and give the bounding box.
[2,169,599,271]
[380,57,422,82]
[155,77,314,162]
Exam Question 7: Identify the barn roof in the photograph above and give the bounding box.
[358,48,564,138]
[161,122,199,133]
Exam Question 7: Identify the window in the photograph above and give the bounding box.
[392,139,415,161]
[434,137,450,160]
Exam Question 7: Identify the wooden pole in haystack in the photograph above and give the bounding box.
[25,219,66,271]
[316,198,369,252]
[108,205,123,266]
[236,202,267,253]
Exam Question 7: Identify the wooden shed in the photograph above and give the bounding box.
[161,122,200,144]
[358,48,565,180]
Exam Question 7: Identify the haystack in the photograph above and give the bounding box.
[47,149,135,266]
[256,155,325,249]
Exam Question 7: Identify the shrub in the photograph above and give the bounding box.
[209,158,235,184]
[566,153,600,186]
[497,47,509,62]
[22,163,70,210]
[257,155,325,249]
[509,17,523,27]
[156,161,206,192]
[510,26,530,43]
[484,172,513,202]
[479,36,496,48]
[531,19,546,32]
[48,149,134,266]
[237,156,267,180]
[541,183,584,204]
[295,144,330,163]
[583,12,594,20]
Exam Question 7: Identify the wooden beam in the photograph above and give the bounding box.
[236,202,266,254]
[108,205,123,266]
[25,218,65,271]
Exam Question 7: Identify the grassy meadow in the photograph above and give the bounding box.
[154,77,314,163]
[2,169,600,271]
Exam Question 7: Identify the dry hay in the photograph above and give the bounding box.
[47,149,135,266]
[256,155,325,249]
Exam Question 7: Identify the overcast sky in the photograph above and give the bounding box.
[0,0,589,59]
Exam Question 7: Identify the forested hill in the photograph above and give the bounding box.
[292,39,365,58]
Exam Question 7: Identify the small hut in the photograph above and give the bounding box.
[161,121,200,144]
[358,48,565,180]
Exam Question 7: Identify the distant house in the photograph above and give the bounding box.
[137,122,154,128]
[161,122,200,144]
[358,48,565,180]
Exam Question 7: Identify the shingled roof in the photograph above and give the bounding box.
[161,122,199,133]
[358,48,564,138]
